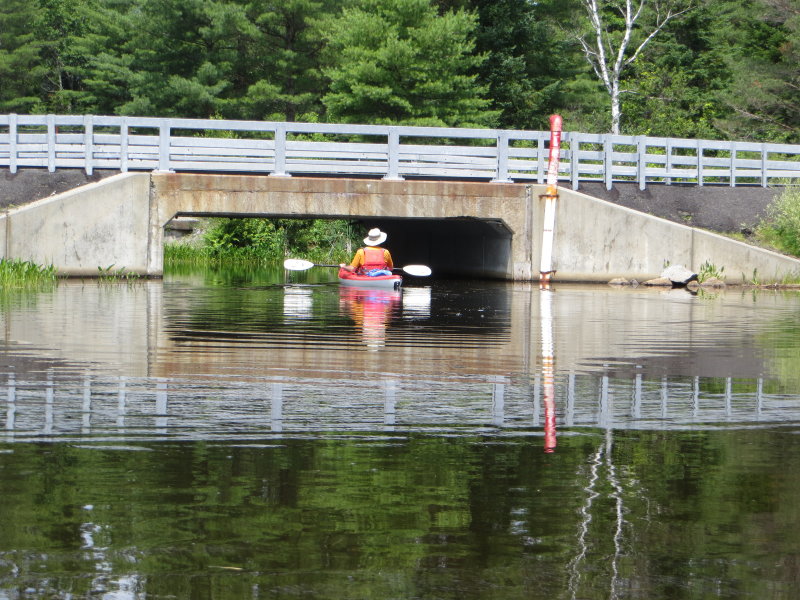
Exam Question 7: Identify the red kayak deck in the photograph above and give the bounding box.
[338,268,402,290]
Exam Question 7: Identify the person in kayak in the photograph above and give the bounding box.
[340,228,394,276]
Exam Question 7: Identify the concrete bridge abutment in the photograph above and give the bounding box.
[2,171,800,283]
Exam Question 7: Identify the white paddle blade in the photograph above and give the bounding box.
[402,264,431,277]
[283,258,315,271]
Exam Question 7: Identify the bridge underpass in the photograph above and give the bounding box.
[171,215,514,280]
[152,173,533,280]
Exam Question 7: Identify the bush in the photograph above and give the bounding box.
[757,186,800,257]
[165,218,364,265]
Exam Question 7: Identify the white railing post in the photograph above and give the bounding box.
[570,132,579,190]
[83,114,94,175]
[697,140,704,186]
[492,131,511,183]
[383,127,403,181]
[271,124,289,177]
[8,114,17,174]
[730,142,736,187]
[637,136,646,190]
[603,135,613,190]
[761,144,768,187]
[157,121,172,172]
[120,117,129,172]
[537,135,546,183]
[666,138,673,186]
[47,114,56,172]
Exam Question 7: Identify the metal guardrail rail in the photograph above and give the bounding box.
[1,113,800,190]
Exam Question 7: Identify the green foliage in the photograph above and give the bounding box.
[0,0,47,112]
[698,260,725,283]
[0,258,58,288]
[317,0,498,127]
[2,0,800,139]
[622,3,730,138]
[464,0,578,129]
[166,217,363,265]
[97,264,141,281]
[709,0,800,142]
[756,185,800,256]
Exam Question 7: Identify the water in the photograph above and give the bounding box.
[2,267,800,599]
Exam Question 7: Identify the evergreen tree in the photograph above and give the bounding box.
[711,0,800,141]
[317,0,498,127]
[467,0,579,130]
[0,0,46,112]
[233,0,337,122]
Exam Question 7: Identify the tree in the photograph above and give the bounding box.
[574,0,694,134]
[317,0,498,127]
[711,0,800,142]
[0,0,46,112]
[466,0,579,130]
[619,2,730,138]
[233,0,337,122]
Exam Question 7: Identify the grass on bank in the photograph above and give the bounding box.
[755,184,800,257]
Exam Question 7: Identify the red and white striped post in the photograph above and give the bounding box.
[539,114,562,284]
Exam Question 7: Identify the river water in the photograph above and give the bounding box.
[2,266,800,599]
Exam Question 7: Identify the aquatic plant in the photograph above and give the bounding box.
[0,258,57,288]
[698,260,725,283]
[97,265,141,281]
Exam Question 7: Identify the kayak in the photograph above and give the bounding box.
[338,268,402,290]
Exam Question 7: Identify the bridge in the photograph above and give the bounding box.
[2,114,800,281]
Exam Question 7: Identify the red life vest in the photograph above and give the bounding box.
[361,247,388,271]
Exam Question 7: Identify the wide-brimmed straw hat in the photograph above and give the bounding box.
[364,227,387,246]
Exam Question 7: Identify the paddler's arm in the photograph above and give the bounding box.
[339,248,364,272]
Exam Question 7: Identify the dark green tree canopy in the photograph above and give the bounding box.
[317,0,497,127]
[0,0,799,141]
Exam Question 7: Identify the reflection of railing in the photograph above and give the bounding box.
[2,113,800,190]
[2,370,788,444]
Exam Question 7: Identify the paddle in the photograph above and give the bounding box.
[283,258,431,277]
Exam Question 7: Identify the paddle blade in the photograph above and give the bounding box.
[402,264,431,277]
[283,258,315,271]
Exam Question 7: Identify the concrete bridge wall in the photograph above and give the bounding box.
[2,171,800,282]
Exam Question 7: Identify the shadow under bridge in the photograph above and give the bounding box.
[327,217,511,279]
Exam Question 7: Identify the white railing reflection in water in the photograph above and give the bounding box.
[2,113,800,190]
[1,370,789,445]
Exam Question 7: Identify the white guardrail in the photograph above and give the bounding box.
[1,113,800,190]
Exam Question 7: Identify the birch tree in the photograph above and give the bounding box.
[576,0,693,133]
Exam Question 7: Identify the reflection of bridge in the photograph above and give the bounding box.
[2,281,797,448]
[2,370,786,447]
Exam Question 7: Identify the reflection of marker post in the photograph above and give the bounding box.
[540,114,562,285]
[541,288,557,453]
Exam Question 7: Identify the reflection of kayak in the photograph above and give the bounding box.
[338,268,402,290]
[339,285,401,348]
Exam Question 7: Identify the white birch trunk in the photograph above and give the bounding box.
[577,0,692,134]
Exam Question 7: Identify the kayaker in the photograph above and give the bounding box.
[340,227,394,276]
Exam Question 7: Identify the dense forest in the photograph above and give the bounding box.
[1,0,799,142]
